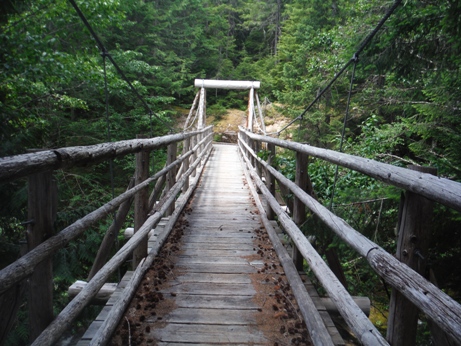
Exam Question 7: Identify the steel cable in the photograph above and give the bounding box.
[67,0,174,133]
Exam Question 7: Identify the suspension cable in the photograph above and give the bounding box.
[67,0,175,134]
[329,59,357,210]
[278,0,403,135]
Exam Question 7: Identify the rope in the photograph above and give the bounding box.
[67,0,174,133]
[278,0,403,135]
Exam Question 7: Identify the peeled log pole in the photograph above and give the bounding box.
[30,141,212,346]
[133,136,150,269]
[0,134,209,294]
[240,130,461,343]
[89,151,207,346]
[239,146,335,346]
[27,170,56,341]
[0,128,211,184]
[387,166,437,345]
[194,79,260,90]
[242,129,461,213]
[88,177,135,280]
[239,137,388,345]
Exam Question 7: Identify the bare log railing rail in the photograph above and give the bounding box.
[0,126,213,345]
[238,127,461,345]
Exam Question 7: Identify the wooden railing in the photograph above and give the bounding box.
[238,127,461,345]
[0,126,213,345]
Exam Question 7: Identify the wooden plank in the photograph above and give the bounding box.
[173,294,259,309]
[152,323,267,344]
[181,236,254,244]
[180,249,256,257]
[174,273,252,284]
[174,263,257,274]
[174,256,254,265]
[181,242,255,250]
[80,321,103,340]
[161,282,256,296]
[162,308,257,325]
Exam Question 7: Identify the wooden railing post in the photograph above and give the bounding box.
[254,140,262,179]
[387,165,437,345]
[182,137,191,192]
[166,142,177,216]
[133,135,150,269]
[27,169,56,342]
[292,151,308,270]
[266,143,276,220]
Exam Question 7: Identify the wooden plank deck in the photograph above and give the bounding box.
[101,144,345,345]
[149,144,274,344]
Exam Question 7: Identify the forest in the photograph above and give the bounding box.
[1,0,461,344]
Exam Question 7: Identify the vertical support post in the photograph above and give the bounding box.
[182,137,191,192]
[248,87,254,132]
[166,142,178,216]
[387,166,437,345]
[255,92,266,135]
[198,87,206,129]
[133,135,150,269]
[27,170,56,342]
[254,140,262,179]
[266,143,276,220]
[292,151,308,270]
[190,133,197,178]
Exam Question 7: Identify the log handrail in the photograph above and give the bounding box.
[0,130,213,295]
[0,126,213,346]
[31,139,213,346]
[238,127,461,344]
[242,130,461,213]
[0,127,212,183]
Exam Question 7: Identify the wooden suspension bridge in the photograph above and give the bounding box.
[1,80,461,346]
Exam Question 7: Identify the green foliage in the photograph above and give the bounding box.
[2,0,461,342]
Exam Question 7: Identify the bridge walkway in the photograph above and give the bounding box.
[109,144,315,345]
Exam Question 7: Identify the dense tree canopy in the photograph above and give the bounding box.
[1,0,460,344]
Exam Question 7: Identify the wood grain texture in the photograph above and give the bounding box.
[150,144,272,344]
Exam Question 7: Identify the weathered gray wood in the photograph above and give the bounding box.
[163,308,257,324]
[0,137,206,294]
[265,142,276,219]
[247,86,255,131]
[148,173,166,211]
[68,281,117,304]
[174,263,257,274]
[197,87,206,129]
[173,294,259,309]
[153,324,267,344]
[165,142,178,216]
[0,127,212,183]
[387,167,437,345]
[240,132,461,344]
[240,144,335,346]
[293,150,308,270]
[88,177,135,280]
[182,137,191,191]
[194,79,261,90]
[133,135,150,268]
[29,142,213,346]
[255,92,266,135]
[241,128,461,213]
[27,170,56,342]
[183,90,200,130]
[239,139,389,345]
